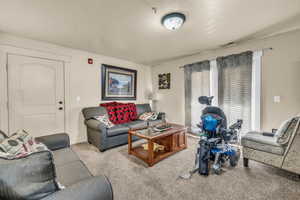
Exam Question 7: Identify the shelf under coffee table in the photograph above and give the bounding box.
[128,123,187,167]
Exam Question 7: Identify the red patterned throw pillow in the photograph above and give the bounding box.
[100,101,121,107]
[100,102,137,124]
[127,103,138,121]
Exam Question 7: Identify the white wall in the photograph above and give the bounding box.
[0,33,152,144]
[152,30,300,131]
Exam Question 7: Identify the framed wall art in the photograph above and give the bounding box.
[158,73,171,89]
[101,64,137,100]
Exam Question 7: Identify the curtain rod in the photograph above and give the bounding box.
[179,47,273,69]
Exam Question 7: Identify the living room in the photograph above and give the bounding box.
[0,1,300,200]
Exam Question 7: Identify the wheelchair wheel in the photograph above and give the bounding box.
[229,149,240,167]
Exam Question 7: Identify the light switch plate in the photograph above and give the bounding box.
[76,96,81,102]
[274,96,281,103]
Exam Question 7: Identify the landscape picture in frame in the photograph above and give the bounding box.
[158,73,171,89]
[101,64,137,100]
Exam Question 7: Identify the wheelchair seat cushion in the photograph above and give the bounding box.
[241,132,284,155]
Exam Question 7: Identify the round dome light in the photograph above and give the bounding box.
[162,12,186,31]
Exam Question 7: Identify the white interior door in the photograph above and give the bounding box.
[8,54,65,137]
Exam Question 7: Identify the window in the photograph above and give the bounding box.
[217,51,253,133]
[184,51,262,134]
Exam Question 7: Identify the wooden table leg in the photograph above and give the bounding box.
[183,130,187,149]
[128,133,132,154]
[148,139,154,166]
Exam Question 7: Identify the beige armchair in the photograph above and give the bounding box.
[241,116,300,175]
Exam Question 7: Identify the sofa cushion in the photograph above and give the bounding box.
[242,132,284,155]
[41,176,113,200]
[106,125,129,137]
[36,133,70,151]
[52,148,80,166]
[55,160,92,187]
[0,151,59,200]
[136,104,152,116]
[125,120,148,129]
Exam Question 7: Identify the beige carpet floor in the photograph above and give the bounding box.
[72,137,300,200]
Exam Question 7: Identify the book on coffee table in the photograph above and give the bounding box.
[153,124,172,132]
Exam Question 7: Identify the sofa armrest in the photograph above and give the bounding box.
[36,133,70,151]
[85,119,107,131]
[41,176,113,200]
[157,112,166,121]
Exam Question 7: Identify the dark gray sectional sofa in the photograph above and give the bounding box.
[36,134,95,186]
[38,133,113,200]
[0,133,113,200]
[82,104,165,152]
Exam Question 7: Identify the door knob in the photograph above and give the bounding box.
[59,107,63,110]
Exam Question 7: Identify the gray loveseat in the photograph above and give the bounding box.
[0,133,113,200]
[82,104,166,152]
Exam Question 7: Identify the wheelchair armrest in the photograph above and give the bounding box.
[208,138,221,144]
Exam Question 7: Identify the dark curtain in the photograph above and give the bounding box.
[217,51,253,133]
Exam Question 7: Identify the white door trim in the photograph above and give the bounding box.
[0,45,71,135]
[0,43,71,63]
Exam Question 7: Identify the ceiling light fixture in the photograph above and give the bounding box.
[162,12,186,31]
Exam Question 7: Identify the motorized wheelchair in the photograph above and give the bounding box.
[180,96,243,178]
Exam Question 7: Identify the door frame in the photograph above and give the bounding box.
[0,45,71,136]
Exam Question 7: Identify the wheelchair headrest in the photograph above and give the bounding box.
[198,96,213,106]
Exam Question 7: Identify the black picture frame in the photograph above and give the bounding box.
[101,64,137,100]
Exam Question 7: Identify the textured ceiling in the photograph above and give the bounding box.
[0,0,299,65]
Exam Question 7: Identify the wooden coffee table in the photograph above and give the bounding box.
[128,123,187,166]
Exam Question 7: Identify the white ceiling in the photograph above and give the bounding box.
[0,0,299,65]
